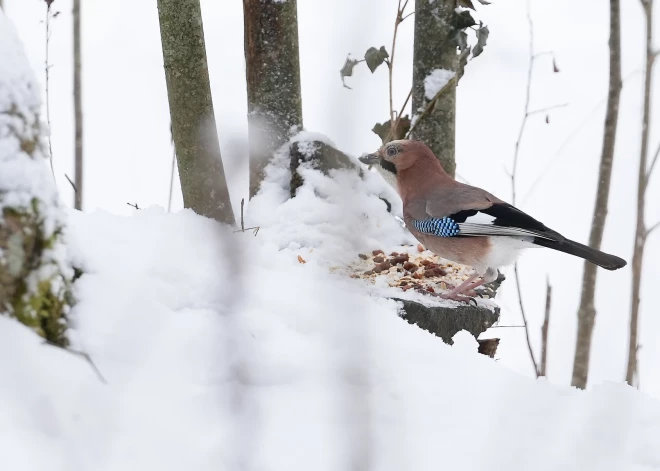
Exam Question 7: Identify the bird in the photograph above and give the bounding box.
[358,139,627,303]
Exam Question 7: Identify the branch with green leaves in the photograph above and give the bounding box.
[340,0,493,145]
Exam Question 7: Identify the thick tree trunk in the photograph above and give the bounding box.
[410,0,457,177]
[157,0,235,225]
[73,0,83,210]
[0,11,72,346]
[626,0,654,386]
[571,0,622,389]
[243,0,303,198]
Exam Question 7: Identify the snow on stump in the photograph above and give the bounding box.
[0,12,72,347]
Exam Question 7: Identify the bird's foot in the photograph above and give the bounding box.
[429,291,478,306]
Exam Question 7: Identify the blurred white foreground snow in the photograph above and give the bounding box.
[1,144,660,471]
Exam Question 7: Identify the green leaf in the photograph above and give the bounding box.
[451,30,469,51]
[371,115,411,144]
[364,46,389,73]
[458,46,471,81]
[340,56,360,88]
[453,10,477,29]
[472,25,489,58]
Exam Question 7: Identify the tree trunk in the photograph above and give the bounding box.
[410,0,457,177]
[243,0,303,198]
[626,0,654,386]
[157,0,235,225]
[73,0,83,210]
[571,0,622,389]
[0,11,72,346]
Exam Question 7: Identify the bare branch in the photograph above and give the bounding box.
[44,2,56,182]
[405,75,456,139]
[511,0,534,207]
[514,264,539,377]
[527,102,569,117]
[388,0,408,131]
[646,140,659,185]
[401,11,415,21]
[41,339,107,384]
[127,202,140,210]
[387,87,412,142]
[167,146,176,212]
[647,220,660,236]
[538,277,552,377]
[65,173,77,194]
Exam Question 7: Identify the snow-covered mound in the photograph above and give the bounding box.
[1,143,660,470]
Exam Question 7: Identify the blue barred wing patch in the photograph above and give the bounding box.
[412,217,460,237]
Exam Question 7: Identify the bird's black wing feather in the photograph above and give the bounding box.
[449,203,563,241]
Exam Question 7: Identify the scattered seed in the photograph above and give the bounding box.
[403,261,417,270]
[372,249,384,256]
[417,244,425,252]
[377,261,391,271]
[358,253,368,260]
[374,256,385,263]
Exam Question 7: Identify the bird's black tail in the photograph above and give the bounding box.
[533,237,627,270]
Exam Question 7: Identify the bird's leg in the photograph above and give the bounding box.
[446,273,482,296]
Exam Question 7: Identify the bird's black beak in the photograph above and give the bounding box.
[358,152,379,165]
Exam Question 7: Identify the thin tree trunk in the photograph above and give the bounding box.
[571,0,622,389]
[157,0,235,225]
[410,0,457,177]
[73,0,83,210]
[626,0,654,386]
[243,0,303,198]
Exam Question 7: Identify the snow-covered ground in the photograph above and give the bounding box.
[2,147,660,471]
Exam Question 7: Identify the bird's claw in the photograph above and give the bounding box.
[429,291,477,306]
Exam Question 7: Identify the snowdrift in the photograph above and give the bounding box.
[1,139,660,471]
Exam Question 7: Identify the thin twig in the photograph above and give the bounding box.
[401,11,414,21]
[511,0,539,378]
[406,76,457,139]
[511,0,534,207]
[127,202,139,210]
[520,68,641,205]
[41,339,107,384]
[647,220,660,236]
[233,198,260,235]
[241,198,245,231]
[647,141,659,185]
[167,147,176,212]
[539,277,552,377]
[65,173,77,193]
[44,3,55,181]
[387,0,408,135]
[527,102,569,117]
[388,87,413,142]
[515,265,539,376]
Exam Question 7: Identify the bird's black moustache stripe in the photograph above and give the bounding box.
[379,158,397,174]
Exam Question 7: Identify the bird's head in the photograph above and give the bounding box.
[359,139,440,181]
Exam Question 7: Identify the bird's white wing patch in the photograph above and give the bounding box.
[458,223,552,239]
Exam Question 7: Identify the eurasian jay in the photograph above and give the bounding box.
[359,140,627,302]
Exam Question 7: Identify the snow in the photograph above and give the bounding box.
[2,132,660,470]
[424,68,456,101]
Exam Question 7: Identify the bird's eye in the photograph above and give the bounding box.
[386,145,398,157]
